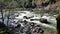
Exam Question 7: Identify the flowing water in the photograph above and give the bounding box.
[0,10,57,34]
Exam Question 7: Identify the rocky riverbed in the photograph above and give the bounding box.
[0,11,57,34]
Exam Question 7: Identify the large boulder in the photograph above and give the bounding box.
[40,18,50,24]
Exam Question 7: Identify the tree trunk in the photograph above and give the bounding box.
[1,9,4,23]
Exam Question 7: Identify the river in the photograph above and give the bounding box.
[0,11,57,34]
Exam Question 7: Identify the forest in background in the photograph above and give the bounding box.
[0,0,60,9]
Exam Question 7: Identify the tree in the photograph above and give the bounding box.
[0,2,6,24]
[56,12,60,34]
[4,0,17,9]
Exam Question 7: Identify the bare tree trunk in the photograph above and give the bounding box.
[7,9,10,26]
